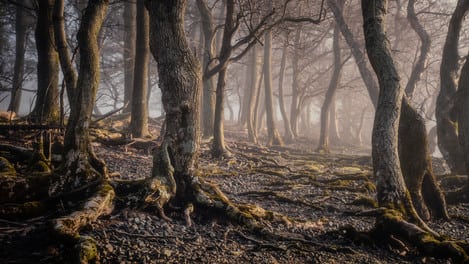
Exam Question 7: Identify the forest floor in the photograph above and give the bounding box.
[1,123,468,263]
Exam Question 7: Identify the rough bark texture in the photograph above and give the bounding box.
[262,5,283,147]
[9,0,26,113]
[436,0,469,174]
[362,0,415,216]
[58,0,109,195]
[247,47,259,144]
[317,21,342,153]
[290,27,302,137]
[130,0,150,138]
[32,0,60,123]
[146,0,201,206]
[196,0,216,139]
[123,0,136,113]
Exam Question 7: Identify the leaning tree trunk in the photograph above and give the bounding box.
[122,0,136,113]
[317,21,342,153]
[196,0,216,139]
[362,0,420,221]
[59,0,109,195]
[31,0,60,123]
[130,0,150,138]
[435,0,469,174]
[8,0,27,114]
[263,6,283,147]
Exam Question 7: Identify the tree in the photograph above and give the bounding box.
[277,34,294,143]
[196,0,216,139]
[31,0,60,123]
[129,0,150,138]
[435,0,469,174]
[122,0,136,113]
[262,0,283,147]
[8,0,27,114]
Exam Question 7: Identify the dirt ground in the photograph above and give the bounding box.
[0,126,468,263]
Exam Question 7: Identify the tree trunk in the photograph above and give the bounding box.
[146,0,201,205]
[263,4,283,147]
[130,0,150,138]
[196,0,216,139]
[290,27,301,137]
[317,22,342,153]
[53,0,78,102]
[278,36,294,143]
[329,100,341,144]
[60,0,109,195]
[32,0,60,123]
[8,0,27,114]
[123,0,136,113]
[211,0,235,157]
[247,47,259,144]
[436,0,468,174]
[362,0,417,219]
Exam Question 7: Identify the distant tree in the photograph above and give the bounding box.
[130,0,150,138]
[8,0,28,114]
[122,0,136,113]
[31,0,60,123]
[435,0,468,174]
[277,35,294,143]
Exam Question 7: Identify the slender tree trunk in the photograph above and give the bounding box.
[278,36,294,143]
[123,1,136,113]
[317,22,342,153]
[53,0,78,102]
[32,0,60,123]
[146,0,201,206]
[329,99,341,144]
[290,27,301,137]
[196,0,216,139]
[60,0,108,195]
[247,47,259,144]
[212,0,235,157]
[436,0,468,174]
[130,0,150,138]
[9,0,26,113]
[263,5,283,147]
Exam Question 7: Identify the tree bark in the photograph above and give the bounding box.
[290,26,302,137]
[8,0,27,113]
[247,46,259,144]
[317,21,342,153]
[32,0,60,123]
[435,0,469,174]
[362,0,417,219]
[146,0,201,205]
[59,0,109,195]
[262,2,283,147]
[196,0,216,139]
[123,0,136,113]
[130,0,150,138]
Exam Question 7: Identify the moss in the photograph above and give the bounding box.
[350,195,378,208]
[363,181,376,193]
[0,156,16,176]
[75,235,98,264]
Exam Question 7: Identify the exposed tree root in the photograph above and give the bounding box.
[343,209,469,263]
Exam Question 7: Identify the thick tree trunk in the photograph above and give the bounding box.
[196,0,216,139]
[130,0,150,138]
[436,0,469,174]
[362,0,417,219]
[123,1,136,113]
[146,0,201,206]
[59,0,108,195]
[317,22,342,153]
[263,8,283,147]
[32,0,60,123]
[277,36,294,143]
[9,1,26,113]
